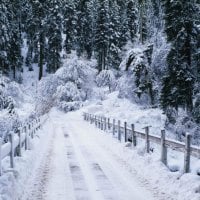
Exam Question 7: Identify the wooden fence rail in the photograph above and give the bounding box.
[83,113,200,173]
[0,115,47,176]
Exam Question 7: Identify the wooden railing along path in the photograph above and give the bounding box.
[0,115,47,175]
[83,113,200,173]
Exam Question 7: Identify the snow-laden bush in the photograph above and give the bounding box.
[52,56,97,112]
[57,101,82,112]
[118,45,156,105]
[36,74,61,115]
[56,82,81,102]
[55,82,82,113]
[56,57,97,100]
[0,76,26,139]
[96,70,116,92]
[36,56,97,114]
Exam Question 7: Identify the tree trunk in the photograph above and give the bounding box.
[39,33,44,80]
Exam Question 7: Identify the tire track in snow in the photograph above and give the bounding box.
[64,119,157,200]
[20,123,55,200]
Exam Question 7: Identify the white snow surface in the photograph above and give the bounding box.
[0,93,200,200]
[0,103,199,200]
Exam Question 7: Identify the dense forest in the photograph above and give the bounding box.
[0,0,200,140]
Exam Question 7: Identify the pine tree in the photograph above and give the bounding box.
[46,0,62,73]
[138,0,147,44]
[76,0,93,58]
[107,0,121,69]
[30,0,48,80]
[161,0,198,112]
[127,0,138,43]
[0,1,10,75]
[95,0,109,71]
[7,1,23,80]
[63,0,77,54]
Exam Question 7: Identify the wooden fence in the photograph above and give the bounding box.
[83,113,200,173]
[0,115,47,176]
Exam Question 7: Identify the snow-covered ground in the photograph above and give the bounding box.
[0,105,199,200]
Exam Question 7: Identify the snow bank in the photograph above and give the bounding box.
[0,116,49,200]
[81,91,200,198]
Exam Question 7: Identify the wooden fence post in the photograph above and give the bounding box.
[31,122,34,138]
[145,126,150,153]
[131,124,137,147]
[124,122,127,142]
[25,125,28,150]
[0,138,2,176]
[104,117,106,131]
[101,117,103,130]
[161,130,167,165]
[184,133,191,173]
[95,116,97,127]
[113,119,115,136]
[98,117,100,129]
[9,132,14,168]
[108,118,110,130]
[118,120,121,141]
[17,128,22,157]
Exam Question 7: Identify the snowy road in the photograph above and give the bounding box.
[21,109,157,200]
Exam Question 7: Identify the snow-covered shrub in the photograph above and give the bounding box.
[56,82,81,102]
[56,56,96,100]
[55,82,82,113]
[193,94,200,123]
[36,74,61,115]
[53,56,97,112]
[0,76,26,139]
[96,70,116,92]
[91,87,107,101]
[57,101,82,112]
[118,45,156,105]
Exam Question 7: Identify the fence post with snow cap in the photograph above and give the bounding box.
[9,131,15,168]
[108,118,110,130]
[145,126,150,153]
[131,124,137,147]
[16,128,22,157]
[124,122,127,143]
[118,120,121,141]
[184,133,191,173]
[161,130,167,165]
[83,113,200,174]
[104,117,107,131]
[113,119,115,136]
[25,125,28,150]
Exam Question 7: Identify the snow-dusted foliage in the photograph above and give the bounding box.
[36,74,61,115]
[0,76,25,139]
[55,82,82,112]
[96,70,116,92]
[118,45,156,105]
[36,55,97,113]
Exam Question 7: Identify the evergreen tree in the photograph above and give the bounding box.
[46,0,62,73]
[63,0,77,54]
[76,0,93,58]
[138,0,148,44]
[95,0,109,71]
[0,1,10,75]
[127,0,138,42]
[161,0,198,112]
[107,0,121,69]
[7,1,23,80]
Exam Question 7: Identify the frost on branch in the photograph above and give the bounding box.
[96,70,116,92]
